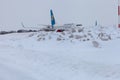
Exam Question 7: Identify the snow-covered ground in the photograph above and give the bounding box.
[0,26,120,80]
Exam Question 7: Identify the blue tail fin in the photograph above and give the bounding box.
[50,9,55,28]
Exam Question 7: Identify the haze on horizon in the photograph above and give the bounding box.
[0,0,118,29]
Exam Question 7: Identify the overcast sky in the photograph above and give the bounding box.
[0,0,118,28]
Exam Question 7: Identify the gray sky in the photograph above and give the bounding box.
[0,0,118,28]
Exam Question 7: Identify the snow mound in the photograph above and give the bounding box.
[0,26,120,80]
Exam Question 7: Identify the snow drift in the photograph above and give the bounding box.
[0,25,120,80]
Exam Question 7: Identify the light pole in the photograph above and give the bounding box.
[118,0,120,28]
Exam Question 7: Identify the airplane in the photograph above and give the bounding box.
[21,9,83,32]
